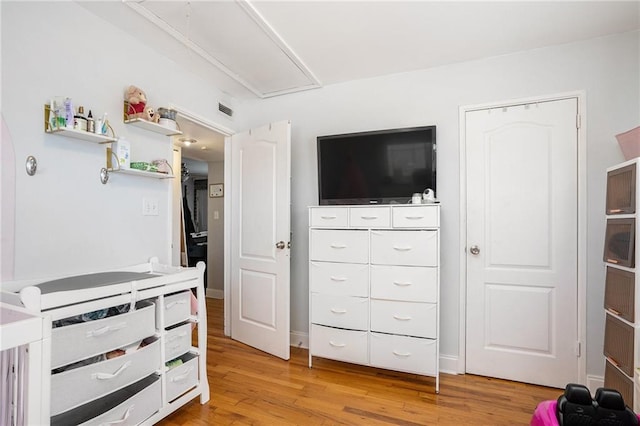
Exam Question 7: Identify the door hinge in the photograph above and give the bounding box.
[575,341,581,357]
[576,114,581,129]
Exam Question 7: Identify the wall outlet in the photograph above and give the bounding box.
[142,198,159,216]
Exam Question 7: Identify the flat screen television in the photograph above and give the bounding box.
[317,126,436,205]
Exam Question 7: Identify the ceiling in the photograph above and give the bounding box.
[80,1,640,161]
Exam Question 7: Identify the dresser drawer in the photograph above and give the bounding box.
[604,313,634,377]
[165,322,192,361]
[310,207,349,227]
[161,291,192,327]
[370,332,437,376]
[52,302,156,370]
[166,352,199,402]
[311,294,368,330]
[392,206,439,228]
[51,375,161,426]
[51,338,161,415]
[310,229,369,263]
[370,300,436,338]
[310,324,368,365]
[310,261,368,297]
[349,207,391,228]
[604,359,634,412]
[371,230,438,266]
[370,265,437,302]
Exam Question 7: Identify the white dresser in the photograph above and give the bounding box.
[308,204,440,392]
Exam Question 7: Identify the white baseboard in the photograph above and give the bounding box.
[439,354,460,374]
[290,330,309,349]
[206,289,224,299]
[586,374,604,394]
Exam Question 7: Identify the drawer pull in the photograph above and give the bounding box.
[166,299,188,309]
[606,356,619,367]
[87,322,127,338]
[360,215,378,220]
[606,258,619,264]
[330,276,347,282]
[609,209,623,213]
[330,243,347,249]
[169,343,183,351]
[392,315,412,321]
[330,308,347,314]
[167,331,189,342]
[92,361,132,380]
[392,350,412,357]
[405,215,425,220]
[320,215,337,219]
[99,405,133,425]
[329,341,346,348]
[171,366,195,382]
[393,246,412,251]
[393,281,412,287]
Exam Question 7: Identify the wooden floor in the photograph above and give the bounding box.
[159,298,560,425]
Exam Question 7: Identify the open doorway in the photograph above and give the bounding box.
[171,110,231,301]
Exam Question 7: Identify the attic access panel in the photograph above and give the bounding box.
[131,1,320,97]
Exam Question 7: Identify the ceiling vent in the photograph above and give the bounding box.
[218,102,234,119]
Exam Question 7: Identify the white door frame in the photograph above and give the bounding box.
[169,105,235,337]
[458,91,587,383]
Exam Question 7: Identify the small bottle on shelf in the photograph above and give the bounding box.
[74,106,88,131]
[87,110,95,133]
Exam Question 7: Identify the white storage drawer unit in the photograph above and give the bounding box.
[51,337,161,415]
[309,204,440,393]
[51,301,155,369]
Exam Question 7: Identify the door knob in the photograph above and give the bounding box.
[275,241,286,249]
[469,245,480,255]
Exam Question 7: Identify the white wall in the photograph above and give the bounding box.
[207,161,225,293]
[1,2,235,278]
[238,31,640,377]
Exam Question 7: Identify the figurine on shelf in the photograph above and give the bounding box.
[125,85,148,120]
[144,106,161,124]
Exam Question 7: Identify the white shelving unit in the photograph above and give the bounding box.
[45,127,116,144]
[123,118,182,137]
[107,167,174,180]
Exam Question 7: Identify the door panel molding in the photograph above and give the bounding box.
[458,91,587,384]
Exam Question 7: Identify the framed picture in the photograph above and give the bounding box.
[209,183,224,198]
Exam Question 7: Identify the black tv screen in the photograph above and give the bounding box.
[317,126,436,205]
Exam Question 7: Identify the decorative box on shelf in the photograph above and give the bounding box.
[123,101,182,136]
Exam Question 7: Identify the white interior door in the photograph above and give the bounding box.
[230,120,291,360]
[465,98,578,388]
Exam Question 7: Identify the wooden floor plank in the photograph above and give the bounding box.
[159,298,561,425]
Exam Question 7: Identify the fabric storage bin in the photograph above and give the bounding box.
[392,206,439,228]
[604,313,634,377]
[311,293,368,331]
[310,229,369,264]
[51,301,155,370]
[310,324,367,365]
[604,359,634,411]
[349,207,391,228]
[51,374,161,426]
[605,266,635,323]
[309,207,349,228]
[166,352,199,402]
[371,230,438,267]
[165,322,192,361]
[51,338,160,415]
[370,300,437,339]
[370,265,437,302]
[161,291,191,327]
[606,162,636,214]
[370,332,437,376]
[310,261,369,297]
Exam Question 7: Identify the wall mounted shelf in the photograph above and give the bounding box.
[44,104,116,143]
[108,167,174,179]
[124,118,182,136]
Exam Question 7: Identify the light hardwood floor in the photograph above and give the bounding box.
[159,298,561,425]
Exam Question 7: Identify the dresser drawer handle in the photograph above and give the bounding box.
[330,276,347,282]
[92,361,132,380]
[99,404,133,425]
[330,243,347,249]
[87,322,127,338]
[405,216,424,220]
[360,215,378,220]
[606,258,619,264]
[330,308,347,314]
[392,350,412,357]
[393,281,412,287]
[606,307,621,316]
[167,331,189,342]
[166,299,188,310]
[393,315,412,321]
[393,246,412,251]
[171,366,195,382]
[320,215,337,219]
[329,341,346,348]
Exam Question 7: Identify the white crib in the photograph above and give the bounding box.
[0,257,210,425]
